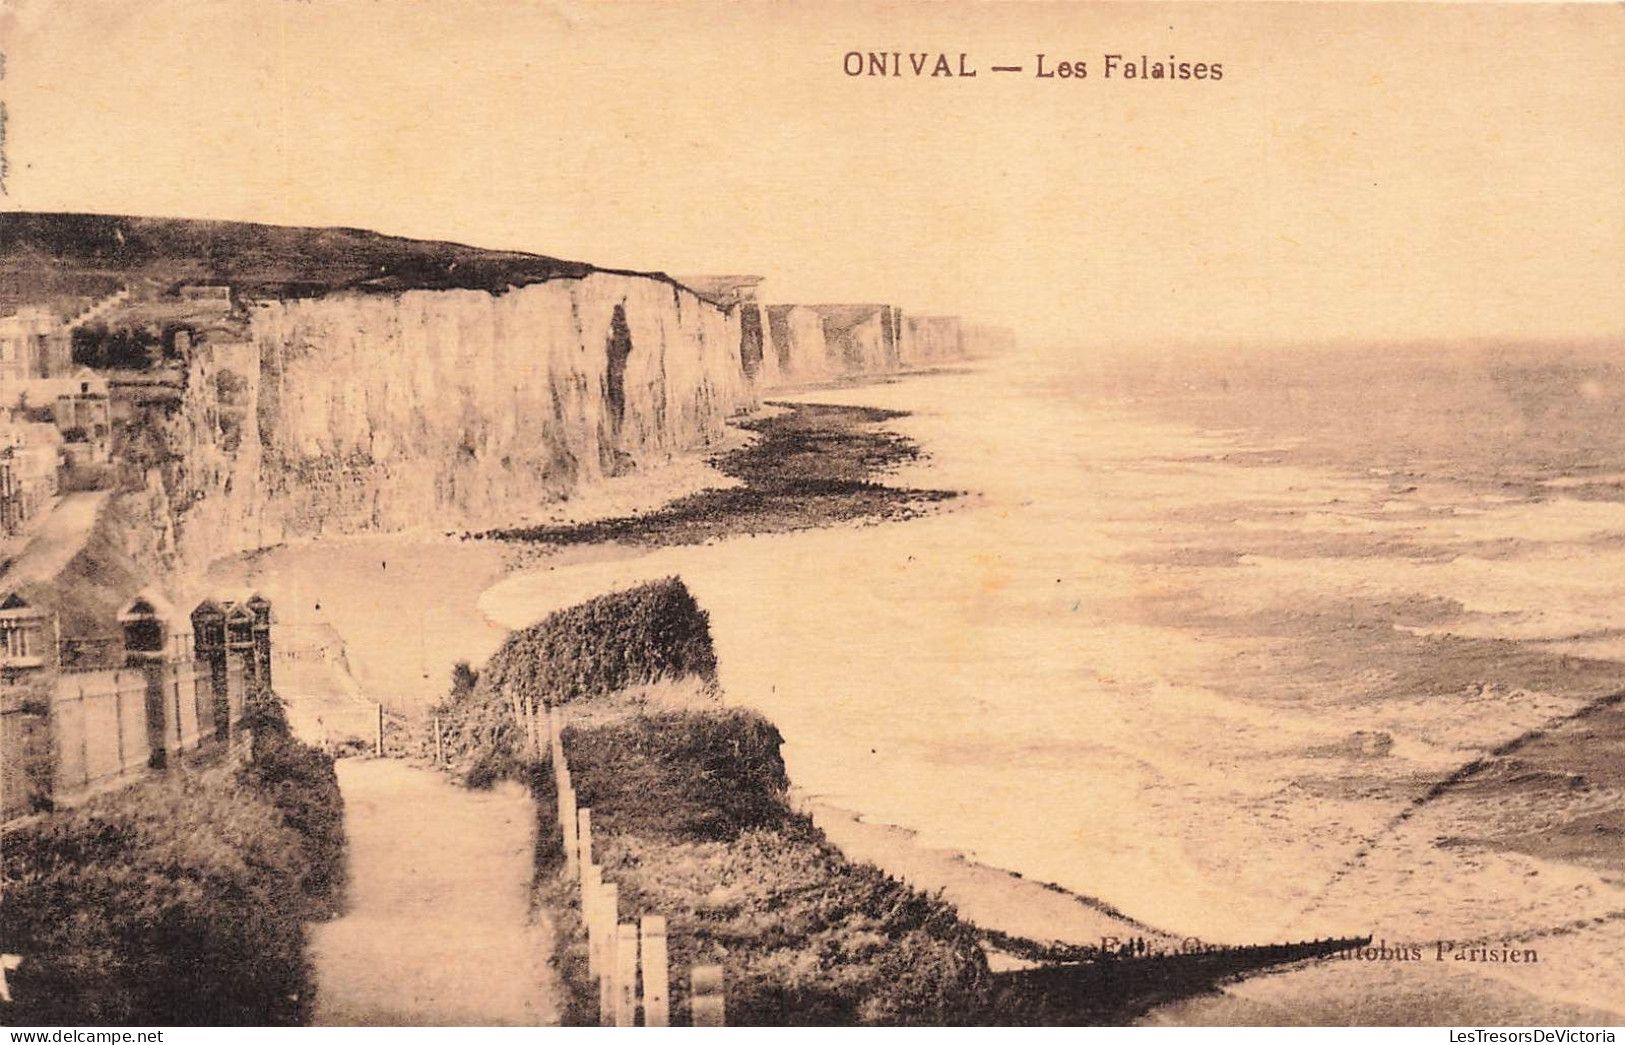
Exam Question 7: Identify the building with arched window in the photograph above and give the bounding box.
[0,592,59,677]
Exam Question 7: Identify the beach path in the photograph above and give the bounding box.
[308,758,558,1026]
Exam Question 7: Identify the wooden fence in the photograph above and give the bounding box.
[0,688,50,822]
[499,696,725,1027]
[50,669,156,801]
[1,656,251,822]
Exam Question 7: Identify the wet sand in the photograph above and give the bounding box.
[207,533,512,714]
[805,798,1175,960]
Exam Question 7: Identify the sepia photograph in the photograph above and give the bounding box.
[0,0,1621,1031]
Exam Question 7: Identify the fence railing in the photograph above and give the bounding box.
[503,696,724,1027]
[1,655,254,823]
[50,668,154,800]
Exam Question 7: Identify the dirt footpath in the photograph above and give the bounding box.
[308,759,558,1026]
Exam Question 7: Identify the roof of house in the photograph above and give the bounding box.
[117,587,180,624]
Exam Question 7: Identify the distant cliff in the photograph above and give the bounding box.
[754,304,1012,386]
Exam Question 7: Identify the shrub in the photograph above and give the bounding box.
[565,709,789,842]
[433,677,527,786]
[1,773,313,1024]
[0,693,345,1025]
[542,700,994,1025]
[449,661,479,700]
[481,577,717,710]
[433,579,717,784]
[237,694,346,915]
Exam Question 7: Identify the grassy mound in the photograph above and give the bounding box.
[0,694,345,1025]
[0,212,596,300]
[481,577,717,709]
[560,709,788,842]
[434,578,717,785]
[543,707,993,1026]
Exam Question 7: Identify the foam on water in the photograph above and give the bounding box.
[481,355,1625,960]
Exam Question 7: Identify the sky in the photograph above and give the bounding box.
[1,0,1621,349]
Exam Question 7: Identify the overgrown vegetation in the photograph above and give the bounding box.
[433,657,528,789]
[438,576,994,1024]
[0,693,345,1025]
[70,324,177,370]
[560,710,790,842]
[549,708,995,1026]
[481,578,717,710]
[434,579,718,786]
[238,692,347,916]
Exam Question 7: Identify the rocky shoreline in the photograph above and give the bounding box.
[477,401,960,550]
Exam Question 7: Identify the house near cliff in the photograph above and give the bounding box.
[177,283,234,311]
[0,593,58,677]
[676,275,765,309]
[0,418,62,536]
[0,308,72,384]
[51,368,113,464]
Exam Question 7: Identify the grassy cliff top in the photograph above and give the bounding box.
[0,212,707,305]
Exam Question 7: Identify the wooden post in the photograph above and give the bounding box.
[560,785,579,879]
[616,923,639,1026]
[691,964,726,1027]
[0,953,22,1004]
[641,916,669,1028]
[374,703,384,757]
[583,862,603,979]
[578,808,593,882]
[598,883,619,1026]
[433,714,444,765]
[551,706,566,780]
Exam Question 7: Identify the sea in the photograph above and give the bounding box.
[481,342,1625,1022]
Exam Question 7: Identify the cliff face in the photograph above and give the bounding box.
[9,213,1017,584]
[759,304,900,387]
[757,304,1013,388]
[6,213,1028,662]
[900,315,963,366]
[819,305,901,375]
[159,274,752,568]
[761,305,834,385]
